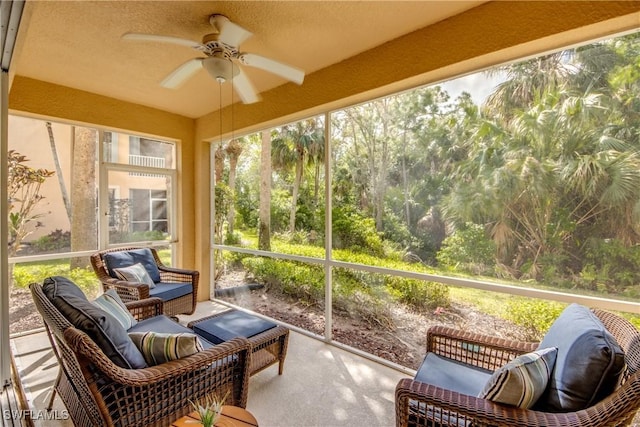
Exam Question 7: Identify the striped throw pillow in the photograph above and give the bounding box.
[479,347,557,408]
[128,331,204,366]
[93,289,137,330]
[114,262,156,289]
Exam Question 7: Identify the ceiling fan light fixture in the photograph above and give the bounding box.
[202,56,239,83]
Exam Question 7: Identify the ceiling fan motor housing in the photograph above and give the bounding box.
[202,56,239,83]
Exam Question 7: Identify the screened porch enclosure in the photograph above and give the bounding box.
[4,1,640,424]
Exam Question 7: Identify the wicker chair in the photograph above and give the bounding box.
[30,282,251,427]
[395,308,640,427]
[90,246,198,316]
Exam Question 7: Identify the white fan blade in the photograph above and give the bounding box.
[211,15,253,47]
[232,66,261,104]
[122,32,204,50]
[239,53,304,85]
[161,58,203,89]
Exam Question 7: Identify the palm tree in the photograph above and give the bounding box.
[446,36,640,279]
[258,130,272,251]
[271,119,325,234]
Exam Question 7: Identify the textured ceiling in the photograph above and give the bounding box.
[12,1,485,119]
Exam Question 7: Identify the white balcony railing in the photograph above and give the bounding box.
[128,154,165,177]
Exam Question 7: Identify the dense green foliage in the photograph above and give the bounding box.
[505,299,566,340]
[213,32,640,329]
[13,263,99,297]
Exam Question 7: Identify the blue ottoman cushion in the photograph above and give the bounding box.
[192,310,277,344]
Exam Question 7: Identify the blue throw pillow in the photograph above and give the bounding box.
[535,304,625,412]
[103,248,161,283]
[42,276,147,369]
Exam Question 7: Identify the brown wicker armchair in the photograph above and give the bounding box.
[30,281,251,427]
[396,308,640,427]
[90,246,198,316]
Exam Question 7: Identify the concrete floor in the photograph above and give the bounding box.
[11,301,409,427]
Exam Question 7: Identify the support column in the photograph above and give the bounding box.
[1,70,10,386]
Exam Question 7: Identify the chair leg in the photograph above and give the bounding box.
[46,370,61,411]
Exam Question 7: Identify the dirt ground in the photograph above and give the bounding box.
[9,277,529,370]
[214,271,530,370]
[9,285,43,335]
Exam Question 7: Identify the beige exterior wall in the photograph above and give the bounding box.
[8,116,72,240]
[8,116,173,242]
[8,1,640,301]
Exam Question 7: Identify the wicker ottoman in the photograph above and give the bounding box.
[188,309,289,376]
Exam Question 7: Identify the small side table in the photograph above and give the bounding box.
[171,405,258,427]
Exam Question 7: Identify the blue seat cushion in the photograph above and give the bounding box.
[534,304,625,412]
[149,282,193,302]
[42,276,147,369]
[414,352,492,397]
[128,314,213,350]
[192,310,277,344]
[103,248,161,283]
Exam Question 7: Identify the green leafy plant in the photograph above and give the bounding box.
[7,150,54,257]
[506,299,565,341]
[436,223,496,275]
[32,229,71,253]
[190,390,228,427]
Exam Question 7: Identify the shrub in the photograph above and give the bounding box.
[436,223,495,274]
[31,229,71,253]
[387,276,450,311]
[224,231,242,245]
[332,206,384,257]
[505,299,565,341]
[111,230,168,243]
[242,257,324,303]
[579,238,640,294]
[13,263,100,297]
[270,189,292,233]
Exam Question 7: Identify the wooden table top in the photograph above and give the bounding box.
[171,405,258,427]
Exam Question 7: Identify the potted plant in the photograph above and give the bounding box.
[190,390,229,427]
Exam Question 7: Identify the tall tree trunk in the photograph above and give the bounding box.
[225,139,242,235]
[289,153,303,233]
[258,131,272,251]
[313,160,320,208]
[401,128,410,226]
[70,127,97,269]
[214,144,225,183]
[46,122,71,219]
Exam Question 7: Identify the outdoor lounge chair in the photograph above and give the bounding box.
[396,304,640,427]
[30,277,251,427]
[90,246,198,316]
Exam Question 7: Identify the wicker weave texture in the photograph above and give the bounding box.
[188,310,290,376]
[90,247,199,316]
[396,310,640,427]
[30,282,251,427]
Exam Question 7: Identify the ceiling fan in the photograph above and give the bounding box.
[122,14,305,104]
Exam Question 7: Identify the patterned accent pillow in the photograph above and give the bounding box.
[93,289,137,330]
[479,347,558,408]
[128,331,204,366]
[114,262,156,289]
